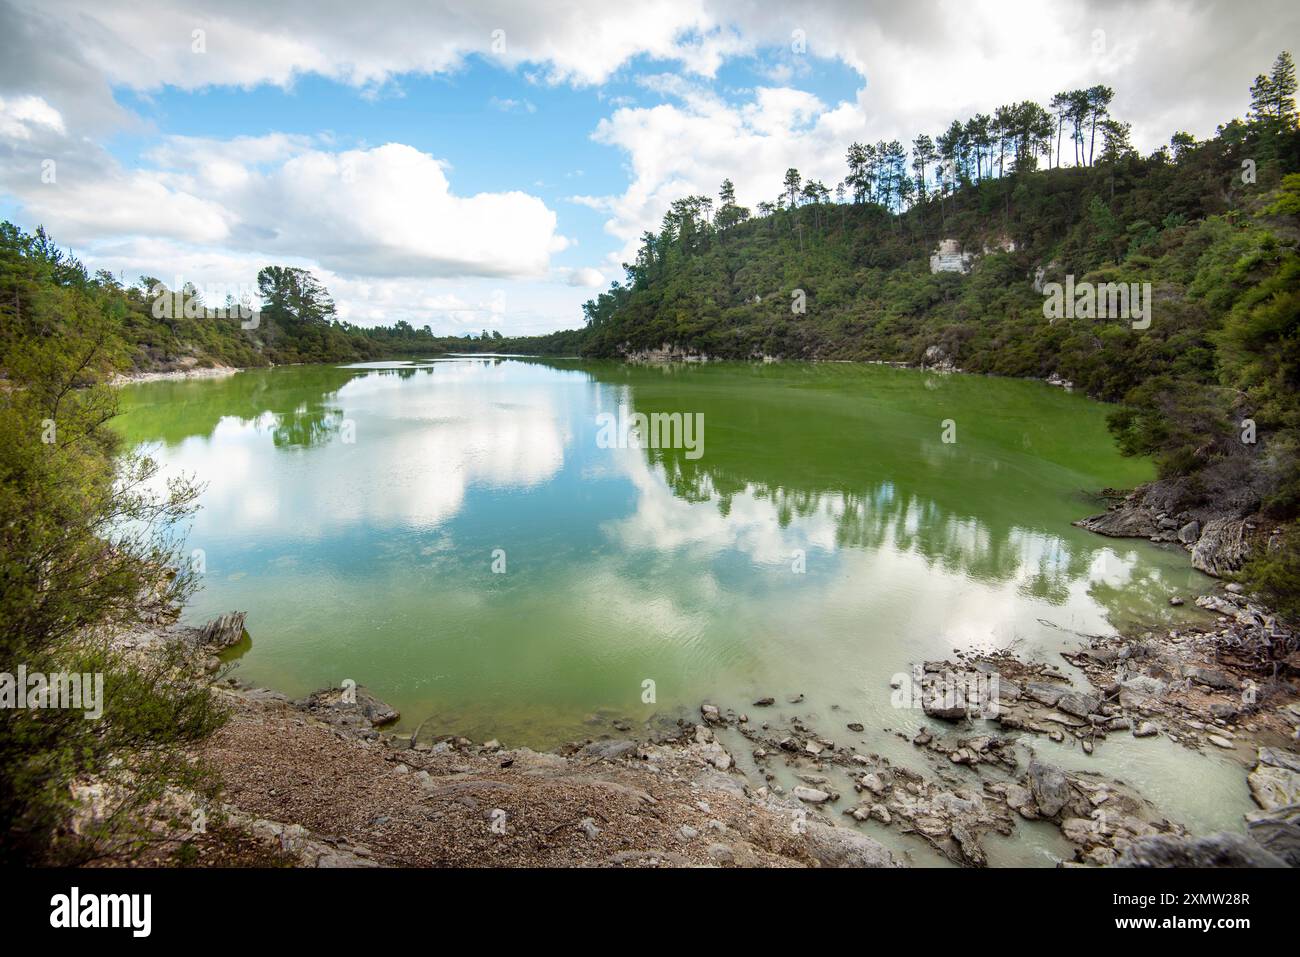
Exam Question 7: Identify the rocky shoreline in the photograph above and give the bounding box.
[109,361,240,387]
[87,562,1300,868]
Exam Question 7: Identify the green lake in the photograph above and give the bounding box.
[115,358,1254,862]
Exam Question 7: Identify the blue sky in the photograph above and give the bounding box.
[1,0,1292,335]
[103,51,864,282]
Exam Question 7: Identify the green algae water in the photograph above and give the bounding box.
[114,358,1253,859]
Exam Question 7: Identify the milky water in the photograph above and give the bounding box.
[114,358,1255,864]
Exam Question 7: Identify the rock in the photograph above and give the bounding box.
[481,739,501,751]
[678,825,699,840]
[1025,683,1065,707]
[922,687,967,721]
[804,741,824,757]
[1259,747,1300,773]
[1115,833,1287,868]
[1168,596,1184,606]
[869,804,891,824]
[1085,846,1118,866]
[1133,721,1160,738]
[579,818,600,839]
[1245,804,1300,866]
[1207,734,1234,749]
[705,843,734,864]
[1190,518,1251,576]
[752,696,775,707]
[1226,582,1245,594]
[295,685,399,729]
[1027,759,1073,819]
[578,739,637,763]
[801,821,901,868]
[1248,764,1300,811]
[1061,817,1096,845]
[195,611,248,650]
[860,773,886,795]
[700,704,721,723]
[793,786,831,804]
[1002,783,1035,817]
[1075,505,1159,539]
[1177,520,1201,544]
[1185,665,1239,690]
[1057,692,1100,718]
[846,722,864,732]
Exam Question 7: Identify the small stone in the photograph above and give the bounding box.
[846,722,864,732]
[752,697,775,707]
[860,773,885,795]
[706,843,734,864]
[1133,721,1159,738]
[793,786,831,804]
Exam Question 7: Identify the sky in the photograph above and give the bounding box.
[0,0,1295,335]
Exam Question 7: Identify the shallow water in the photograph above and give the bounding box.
[114,358,1252,860]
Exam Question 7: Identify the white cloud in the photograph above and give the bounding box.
[1,121,567,280]
[0,94,65,139]
[587,85,853,267]
[565,267,605,288]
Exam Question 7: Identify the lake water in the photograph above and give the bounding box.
[115,358,1254,860]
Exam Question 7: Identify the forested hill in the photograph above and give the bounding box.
[574,57,1297,396]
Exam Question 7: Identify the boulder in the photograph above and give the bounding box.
[1191,518,1251,576]
[922,686,968,721]
[793,786,831,804]
[801,821,901,868]
[1248,764,1300,811]
[1027,759,1073,819]
[1056,692,1100,718]
[1115,833,1287,868]
[578,739,637,763]
[1245,804,1300,866]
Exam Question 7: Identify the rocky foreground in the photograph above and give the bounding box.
[87,567,1299,869]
